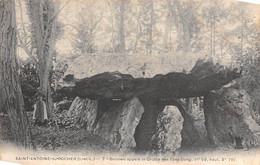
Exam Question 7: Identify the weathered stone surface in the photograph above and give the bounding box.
[65,52,207,79]
[135,99,200,152]
[180,110,201,148]
[204,88,260,149]
[57,60,241,100]
[54,75,77,102]
[58,74,77,88]
[151,106,183,154]
[251,87,260,125]
[94,97,144,151]
[170,99,201,148]
[67,96,97,130]
[187,100,209,149]
[134,99,165,152]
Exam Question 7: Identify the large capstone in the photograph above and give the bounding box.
[204,88,260,149]
[151,105,184,154]
[94,97,144,151]
[67,96,97,130]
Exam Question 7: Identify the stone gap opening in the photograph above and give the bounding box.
[160,97,209,152]
[178,97,210,152]
[134,97,209,153]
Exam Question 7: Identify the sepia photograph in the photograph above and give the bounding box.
[0,0,260,164]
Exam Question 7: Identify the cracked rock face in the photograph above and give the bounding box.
[67,97,97,130]
[94,97,144,152]
[151,105,184,154]
[204,88,260,149]
[251,87,260,125]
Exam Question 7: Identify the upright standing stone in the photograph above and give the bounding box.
[95,97,144,151]
[151,106,184,154]
[67,97,97,130]
[204,88,260,149]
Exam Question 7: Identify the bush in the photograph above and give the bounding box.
[20,63,39,111]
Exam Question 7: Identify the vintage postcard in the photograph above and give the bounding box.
[0,0,260,164]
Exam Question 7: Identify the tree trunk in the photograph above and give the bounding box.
[185,98,193,114]
[119,0,125,53]
[0,0,33,148]
[147,0,154,56]
[210,22,213,57]
[182,21,191,52]
[133,5,142,53]
[163,11,171,51]
[27,0,59,118]
[167,0,191,52]
[241,15,244,61]
[166,0,182,47]
[213,21,216,57]
[38,64,53,118]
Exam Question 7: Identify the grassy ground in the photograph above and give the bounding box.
[0,113,117,154]
[0,114,14,143]
[1,110,259,155]
[31,125,117,153]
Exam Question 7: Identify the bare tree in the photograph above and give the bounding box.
[0,0,33,148]
[162,10,173,52]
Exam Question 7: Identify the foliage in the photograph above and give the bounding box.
[19,61,70,112]
[71,2,102,55]
[27,109,115,151]
[31,125,116,152]
[72,23,97,54]
[20,62,39,111]
[50,110,74,129]
[19,61,68,111]
[236,45,260,93]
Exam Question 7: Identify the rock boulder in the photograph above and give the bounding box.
[67,96,97,130]
[151,105,183,154]
[204,88,260,149]
[94,97,144,152]
[251,87,260,125]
